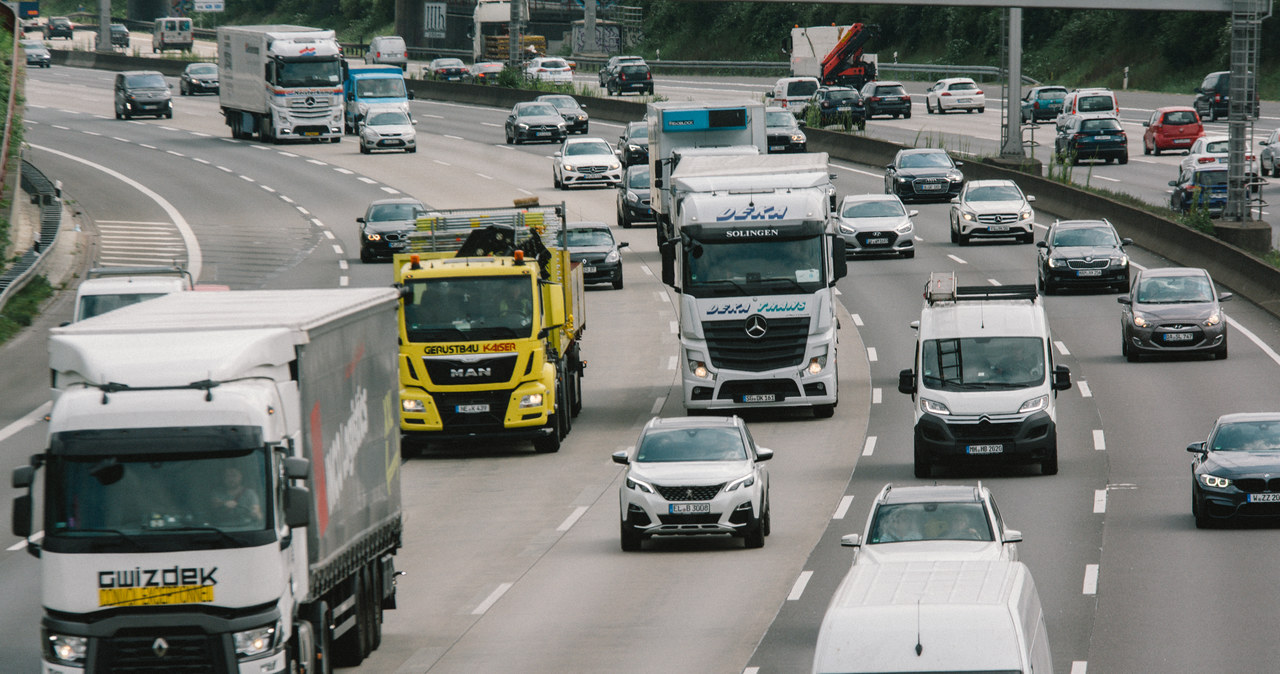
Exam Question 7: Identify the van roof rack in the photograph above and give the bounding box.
[924,271,1038,305]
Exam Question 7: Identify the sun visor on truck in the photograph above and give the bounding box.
[270,37,342,59]
[51,425,265,456]
[681,220,825,243]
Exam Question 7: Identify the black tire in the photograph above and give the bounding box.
[357,567,374,659]
[165,111,173,120]
[1118,154,1128,165]
[950,222,959,243]
[332,575,366,666]
[1193,490,1212,529]
[903,111,911,119]
[902,249,915,259]
[958,231,970,246]
[302,601,334,674]
[1216,342,1229,360]
[369,562,384,650]
[612,273,623,290]
[1041,443,1059,476]
[913,444,931,479]
[360,144,370,154]
[926,100,935,114]
[569,353,583,418]
[1153,146,1161,156]
[360,246,373,263]
[743,514,765,549]
[978,106,985,113]
[813,404,835,419]
[761,496,771,536]
[115,109,123,120]
[620,519,642,551]
[1126,342,1140,362]
[533,422,561,453]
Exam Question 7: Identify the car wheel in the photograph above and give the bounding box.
[903,110,911,119]
[612,273,623,290]
[1118,154,1129,165]
[957,231,970,246]
[761,496,771,537]
[743,514,765,549]
[902,249,915,259]
[620,519,642,551]
[1041,442,1059,476]
[1209,108,1219,122]
[1193,490,1212,529]
[180,82,187,95]
[913,443,931,479]
[978,106,985,113]
[360,144,370,154]
[360,246,373,264]
[950,222,959,244]
[1125,340,1140,362]
[1215,342,1229,360]
[1043,277,1055,295]
[926,100,935,114]
[165,111,173,119]
[1153,146,1161,156]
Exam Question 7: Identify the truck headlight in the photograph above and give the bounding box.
[402,399,426,413]
[234,623,279,658]
[519,393,543,409]
[807,355,827,375]
[921,397,951,415]
[45,633,87,665]
[689,360,711,379]
[1019,395,1048,413]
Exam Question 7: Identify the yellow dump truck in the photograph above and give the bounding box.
[392,201,585,453]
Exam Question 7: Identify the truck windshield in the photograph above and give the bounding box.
[276,58,341,87]
[47,449,271,538]
[683,232,825,297]
[402,276,534,341]
[78,292,167,321]
[356,77,407,98]
[920,337,1045,391]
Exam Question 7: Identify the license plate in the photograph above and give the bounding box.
[866,237,889,245]
[456,404,490,413]
[988,225,1009,232]
[966,444,1004,455]
[1249,493,1280,502]
[1077,269,1102,277]
[583,266,596,273]
[1174,138,1191,144]
[304,131,320,136]
[1095,135,1112,140]
[769,145,785,151]
[536,131,550,137]
[922,184,943,191]
[838,106,851,112]
[1163,332,1195,342]
[957,98,972,103]
[670,503,711,514]
[742,394,776,403]
[384,140,403,146]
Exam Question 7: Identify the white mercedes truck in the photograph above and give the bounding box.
[218,25,345,143]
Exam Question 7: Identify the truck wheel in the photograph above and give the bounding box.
[331,575,366,666]
[301,601,333,674]
[558,375,572,436]
[533,425,561,453]
[569,351,583,417]
[370,563,385,650]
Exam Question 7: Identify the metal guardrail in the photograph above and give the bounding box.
[0,161,63,310]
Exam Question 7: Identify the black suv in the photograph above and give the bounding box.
[860,80,912,119]
[808,86,866,130]
[114,70,172,120]
[605,63,653,96]
[1193,71,1260,122]
[44,16,73,39]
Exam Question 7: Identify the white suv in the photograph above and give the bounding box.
[925,77,985,114]
[949,179,1036,245]
[841,483,1022,563]
[612,415,773,551]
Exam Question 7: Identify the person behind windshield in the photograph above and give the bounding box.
[876,508,922,542]
[209,465,263,526]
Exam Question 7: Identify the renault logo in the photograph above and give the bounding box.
[745,314,768,339]
[153,638,169,658]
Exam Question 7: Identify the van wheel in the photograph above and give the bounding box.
[913,444,931,479]
[1041,444,1059,476]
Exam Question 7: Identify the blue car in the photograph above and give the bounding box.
[1169,165,1228,217]
[1021,85,1067,123]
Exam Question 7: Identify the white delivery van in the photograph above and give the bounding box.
[898,272,1071,477]
[366,35,408,70]
[152,16,192,52]
[812,560,1053,674]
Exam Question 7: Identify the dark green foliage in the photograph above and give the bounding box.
[0,275,53,343]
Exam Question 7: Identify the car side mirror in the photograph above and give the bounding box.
[898,368,915,395]
[764,91,774,98]
[1219,292,1233,302]
[1120,238,1133,246]
[1169,180,1178,187]
[908,210,918,218]
[1035,240,1047,248]
[1026,195,1036,202]
[1003,528,1023,544]
[554,152,562,158]
[1117,295,1132,305]
[618,241,629,249]
[356,217,366,223]
[950,196,959,203]
[1187,441,1207,454]
[611,450,629,465]
[797,120,807,128]
[1052,365,1072,391]
[407,90,414,100]
[580,103,586,109]
[411,119,419,125]
[1143,121,1150,127]
[840,533,861,548]
[756,448,774,462]
[954,160,964,166]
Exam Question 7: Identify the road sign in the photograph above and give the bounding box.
[193,1,224,11]
[423,1,446,39]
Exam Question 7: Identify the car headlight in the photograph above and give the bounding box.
[895,176,910,184]
[1019,395,1048,413]
[608,162,621,171]
[961,210,976,222]
[628,144,642,152]
[1132,312,1150,328]
[402,399,426,413]
[626,191,641,204]
[791,132,806,143]
[839,222,856,234]
[725,473,756,491]
[1047,257,1065,268]
[921,397,951,415]
[516,123,529,130]
[557,123,567,130]
[895,221,913,234]
[234,622,279,658]
[1204,311,1222,327]
[605,250,620,263]
[948,171,964,182]
[366,233,382,241]
[1019,208,1034,221]
[1112,255,1128,267]
[519,393,543,409]
[626,475,655,493]
[45,633,87,666]
[1199,473,1232,489]
[563,164,577,172]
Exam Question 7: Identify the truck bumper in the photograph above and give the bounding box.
[400,383,554,440]
[683,365,838,411]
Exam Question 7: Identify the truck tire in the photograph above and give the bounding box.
[300,601,333,674]
[569,350,583,417]
[369,562,384,650]
[331,575,366,666]
[533,425,561,453]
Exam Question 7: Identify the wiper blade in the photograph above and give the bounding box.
[759,277,808,293]
[163,526,242,545]
[699,279,751,295]
[61,527,145,549]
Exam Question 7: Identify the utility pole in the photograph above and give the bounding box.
[96,0,110,53]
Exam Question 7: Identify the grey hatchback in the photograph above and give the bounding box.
[1118,267,1231,361]
[114,70,172,119]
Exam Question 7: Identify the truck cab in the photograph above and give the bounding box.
[72,265,193,322]
[343,63,413,134]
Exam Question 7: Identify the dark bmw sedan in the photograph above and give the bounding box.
[1118,266,1231,361]
[357,197,426,262]
[884,148,965,202]
[565,221,627,289]
[1036,219,1131,294]
[1189,413,1280,528]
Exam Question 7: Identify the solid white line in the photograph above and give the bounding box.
[1093,429,1106,451]
[472,582,513,615]
[947,254,968,264]
[862,436,877,456]
[872,388,882,404]
[651,397,665,415]
[668,356,677,370]
[556,506,589,532]
[381,186,399,194]
[833,495,854,520]
[788,571,814,601]
[669,321,678,334]
[1094,175,1121,182]
[1055,341,1070,355]
[851,313,863,326]
[1225,315,1280,368]
[476,173,494,180]
[358,177,377,184]
[829,164,881,179]
[1093,489,1107,514]
[867,347,878,362]
[1078,381,1092,398]
[0,402,50,445]
[1083,564,1099,595]
[1070,662,1087,674]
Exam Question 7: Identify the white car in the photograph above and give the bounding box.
[926,77,985,114]
[553,136,622,189]
[359,106,416,154]
[525,57,573,84]
[840,483,1021,564]
[836,194,916,258]
[949,179,1036,245]
[1181,134,1258,175]
[612,416,772,551]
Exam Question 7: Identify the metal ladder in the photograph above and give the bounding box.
[1225,0,1270,220]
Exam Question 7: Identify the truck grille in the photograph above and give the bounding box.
[717,379,801,401]
[704,317,808,371]
[655,483,725,501]
[99,632,219,673]
[422,355,518,385]
[434,390,512,430]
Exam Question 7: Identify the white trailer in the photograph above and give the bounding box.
[218,25,345,144]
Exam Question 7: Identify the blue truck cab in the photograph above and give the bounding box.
[343,63,413,134]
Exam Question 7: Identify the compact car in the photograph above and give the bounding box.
[841,483,1021,564]
[21,38,50,68]
[616,121,648,167]
[860,80,912,119]
[616,164,654,228]
[1169,165,1228,216]
[1055,113,1128,164]
[1143,106,1204,155]
[565,221,627,289]
[427,58,470,82]
[605,62,652,95]
[926,77,985,114]
[358,107,416,154]
[114,70,172,120]
[504,101,567,144]
[535,94,589,134]
[1020,85,1068,123]
[1036,219,1131,294]
[357,197,426,262]
[765,107,807,152]
[553,137,622,189]
[44,16,73,39]
[1118,266,1231,361]
[806,87,865,130]
[525,57,573,84]
[179,62,219,95]
[836,194,916,258]
[471,61,505,84]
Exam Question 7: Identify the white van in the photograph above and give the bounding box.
[366,35,408,70]
[898,272,1071,477]
[151,16,192,53]
[812,560,1053,674]
[1055,87,1118,127]
[767,76,821,117]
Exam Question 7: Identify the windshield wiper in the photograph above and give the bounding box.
[696,278,751,295]
[60,527,145,549]
[161,526,242,546]
[758,276,809,293]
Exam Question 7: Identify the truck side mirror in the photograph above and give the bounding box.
[285,485,312,528]
[1052,365,1072,391]
[898,369,915,395]
[12,494,33,540]
[831,238,848,281]
[284,456,310,479]
[660,241,676,288]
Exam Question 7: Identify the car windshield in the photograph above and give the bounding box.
[434,59,463,68]
[868,503,994,544]
[625,124,648,142]
[1052,227,1117,247]
[786,80,819,96]
[1134,274,1214,304]
[1078,95,1114,112]
[356,78,407,98]
[566,228,613,247]
[566,141,612,156]
[519,104,558,117]
[1080,118,1123,132]
[843,200,905,218]
[402,276,534,341]
[626,168,650,189]
[921,337,1045,390]
[636,427,747,462]
[368,110,410,126]
[541,96,578,109]
[875,84,907,96]
[683,232,826,296]
[966,184,1023,202]
[368,202,424,221]
[766,111,796,127]
[1164,110,1198,125]
[949,81,977,91]
[125,73,167,89]
[21,40,43,49]
[899,152,952,169]
[1212,421,1280,451]
[188,64,217,75]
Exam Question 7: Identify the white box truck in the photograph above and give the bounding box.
[812,560,1053,674]
[218,25,345,144]
[659,153,847,417]
[12,288,404,674]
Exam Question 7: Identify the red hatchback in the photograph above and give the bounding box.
[1143,106,1204,156]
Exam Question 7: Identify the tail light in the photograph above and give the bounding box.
[646,72,651,80]
[941,92,952,97]
[869,96,882,102]
[903,95,911,102]
[1033,101,1041,110]
[1196,156,1216,164]
[974,90,983,95]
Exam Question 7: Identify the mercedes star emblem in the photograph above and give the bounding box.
[153,637,169,658]
[745,314,768,339]
[305,96,316,107]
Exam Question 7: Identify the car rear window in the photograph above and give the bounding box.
[949,81,977,91]
[1080,118,1122,132]
[1163,110,1198,125]
[786,80,819,96]
[829,90,859,102]
[542,59,569,69]
[876,85,907,96]
[1078,95,1115,113]
[621,64,649,75]
[1038,88,1067,99]
[1204,140,1229,153]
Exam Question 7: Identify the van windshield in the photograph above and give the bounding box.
[356,77,407,98]
[921,337,1045,390]
[1078,95,1114,113]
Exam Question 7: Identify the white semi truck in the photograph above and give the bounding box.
[12,288,404,674]
[218,25,345,144]
[659,153,848,417]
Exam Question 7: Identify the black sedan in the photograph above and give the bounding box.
[617,121,648,167]
[565,222,627,289]
[535,94,589,134]
[44,16,73,39]
[504,101,567,145]
[808,86,865,130]
[1189,413,1280,528]
[179,62,219,95]
[616,165,654,229]
[884,148,964,202]
[427,58,470,82]
[765,107,807,153]
[357,197,426,262]
[1036,219,1131,294]
[1118,266,1231,361]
